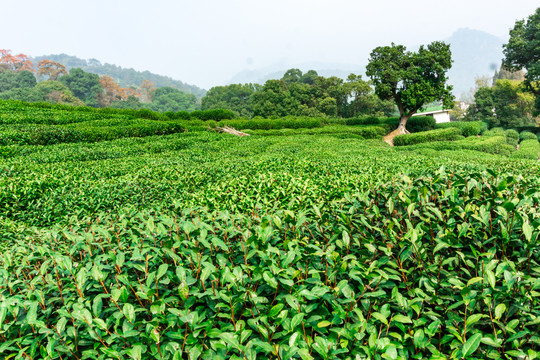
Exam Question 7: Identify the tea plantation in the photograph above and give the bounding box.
[0,101,539,359]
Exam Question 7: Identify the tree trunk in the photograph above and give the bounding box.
[397,115,411,132]
[382,114,411,146]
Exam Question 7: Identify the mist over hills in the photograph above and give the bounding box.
[31,54,207,98]
[446,28,504,98]
[227,28,504,101]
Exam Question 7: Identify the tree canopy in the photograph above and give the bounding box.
[202,69,394,119]
[366,41,454,132]
[467,79,536,128]
[503,7,540,114]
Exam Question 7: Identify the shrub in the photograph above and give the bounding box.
[393,127,462,146]
[221,116,323,130]
[399,135,516,156]
[504,129,519,147]
[407,116,436,132]
[483,127,505,137]
[519,130,537,141]
[435,121,487,137]
[512,139,540,159]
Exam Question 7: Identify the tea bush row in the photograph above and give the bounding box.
[393,127,463,146]
[398,135,516,156]
[0,169,539,359]
[244,125,388,139]
[435,121,487,137]
[512,139,540,160]
[0,119,187,146]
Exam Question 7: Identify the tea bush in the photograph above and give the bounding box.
[512,139,540,159]
[393,127,462,146]
[519,131,537,141]
[505,129,519,147]
[435,121,487,137]
[244,125,388,139]
[1,103,539,359]
[221,116,323,130]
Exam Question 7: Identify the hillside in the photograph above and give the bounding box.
[446,28,505,98]
[32,54,207,98]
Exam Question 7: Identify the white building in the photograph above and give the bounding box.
[412,109,451,123]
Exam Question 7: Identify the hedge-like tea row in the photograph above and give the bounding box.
[244,125,388,139]
[220,116,324,130]
[393,127,463,146]
[0,119,186,146]
[520,131,538,141]
[327,116,435,133]
[435,121,488,137]
[513,139,540,160]
[400,135,516,156]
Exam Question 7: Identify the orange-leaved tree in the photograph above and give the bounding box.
[0,49,34,72]
[99,76,140,107]
[37,60,67,81]
[138,80,156,103]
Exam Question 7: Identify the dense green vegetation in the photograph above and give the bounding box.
[0,99,539,360]
[202,70,395,119]
[32,54,206,98]
[393,127,463,146]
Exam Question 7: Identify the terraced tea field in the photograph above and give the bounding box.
[0,102,539,359]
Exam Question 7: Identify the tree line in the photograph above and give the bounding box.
[202,69,396,119]
[0,51,199,112]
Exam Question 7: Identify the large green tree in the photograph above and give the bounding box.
[60,68,102,107]
[366,41,454,133]
[201,83,259,118]
[147,87,199,112]
[468,79,535,127]
[503,7,540,114]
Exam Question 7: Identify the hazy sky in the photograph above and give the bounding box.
[1,0,538,89]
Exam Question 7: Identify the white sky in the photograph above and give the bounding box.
[1,0,538,89]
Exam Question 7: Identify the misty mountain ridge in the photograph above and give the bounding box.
[227,28,505,101]
[31,54,206,98]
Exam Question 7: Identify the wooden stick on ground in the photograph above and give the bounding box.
[215,126,250,137]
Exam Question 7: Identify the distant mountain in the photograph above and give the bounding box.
[32,54,206,98]
[446,28,504,99]
[227,28,505,102]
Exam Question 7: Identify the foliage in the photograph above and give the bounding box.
[244,125,388,139]
[406,116,435,133]
[435,121,488,137]
[399,135,516,156]
[366,41,454,129]
[147,87,199,113]
[36,60,68,81]
[220,116,323,130]
[0,127,539,359]
[201,83,258,118]
[32,53,206,98]
[519,131,538,141]
[0,69,36,93]
[503,7,540,113]
[60,68,103,107]
[98,76,139,108]
[504,129,519,147]
[0,49,34,72]
[393,127,463,146]
[468,80,536,127]
[512,138,540,159]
